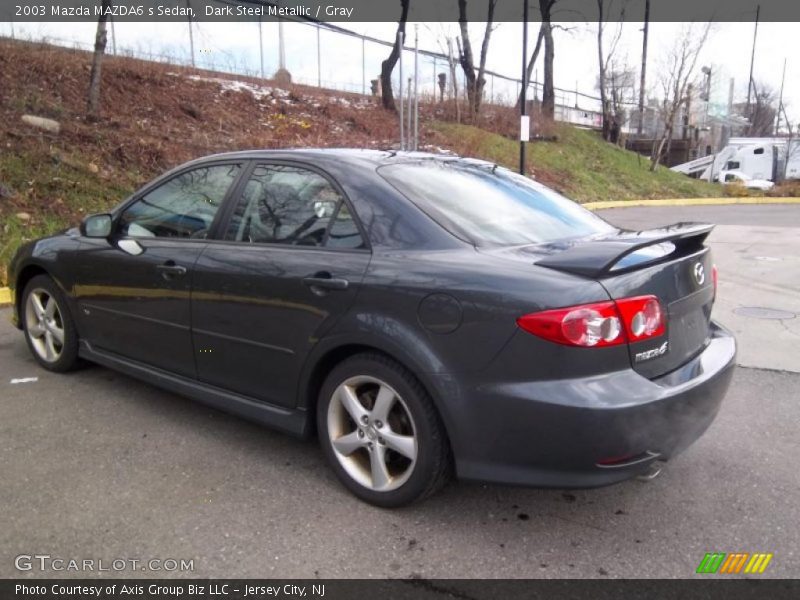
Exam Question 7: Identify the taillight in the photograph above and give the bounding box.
[712,264,718,295]
[517,295,666,348]
[517,301,624,347]
[614,295,666,341]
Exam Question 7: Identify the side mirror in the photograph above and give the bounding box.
[81,213,113,238]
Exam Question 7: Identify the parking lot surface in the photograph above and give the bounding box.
[2,204,799,579]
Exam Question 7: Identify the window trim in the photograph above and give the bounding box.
[111,159,246,242]
[212,159,371,253]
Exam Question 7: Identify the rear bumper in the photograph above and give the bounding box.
[451,321,737,488]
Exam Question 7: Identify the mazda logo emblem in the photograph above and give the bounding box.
[694,263,705,285]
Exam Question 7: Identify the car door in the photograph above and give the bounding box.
[191,161,371,407]
[75,161,243,378]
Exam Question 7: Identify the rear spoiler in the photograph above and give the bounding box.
[536,222,714,278]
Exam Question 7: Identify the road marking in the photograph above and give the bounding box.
[10,377,38,384]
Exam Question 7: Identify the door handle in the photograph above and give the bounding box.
[303,273,349,292]
[156,262,187,278]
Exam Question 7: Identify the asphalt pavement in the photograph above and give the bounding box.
[2,204,799,579]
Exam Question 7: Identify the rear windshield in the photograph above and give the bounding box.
[379,160,615,246]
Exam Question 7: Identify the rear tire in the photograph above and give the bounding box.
[317,353,451,507]
[22,274,81,373]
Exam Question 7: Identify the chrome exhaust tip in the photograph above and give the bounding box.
[637,462,664,482]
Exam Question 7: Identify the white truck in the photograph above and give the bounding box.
[671,137,800,183]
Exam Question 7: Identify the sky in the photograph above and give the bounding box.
[5,19,799,128]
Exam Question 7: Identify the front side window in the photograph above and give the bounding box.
[379,160,615,246]
[119,164,240,238]
[225,164,364,249]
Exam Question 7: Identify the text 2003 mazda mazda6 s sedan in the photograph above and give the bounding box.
[9,149,736,506]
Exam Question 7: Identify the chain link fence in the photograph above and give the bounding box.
[4,19,667,135]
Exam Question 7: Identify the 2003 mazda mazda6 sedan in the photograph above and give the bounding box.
[9,149,736,506]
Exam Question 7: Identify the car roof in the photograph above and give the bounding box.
[190,148,493,169]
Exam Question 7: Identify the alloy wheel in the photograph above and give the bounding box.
[327,375,418,492]
[25,288,65,363]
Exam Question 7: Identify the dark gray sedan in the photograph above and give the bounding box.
[8,150,736,506]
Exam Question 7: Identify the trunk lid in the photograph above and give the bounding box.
[532,223,716,378]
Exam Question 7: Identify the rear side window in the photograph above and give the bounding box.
[378,161,614,246]
[225,164,364,249]
[327,203,366,249]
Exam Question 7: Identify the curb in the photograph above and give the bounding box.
[584,197,800,210]
[0,287,10,307]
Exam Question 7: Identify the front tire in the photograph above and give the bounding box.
[317,353,451,507]
[22,274,81,372]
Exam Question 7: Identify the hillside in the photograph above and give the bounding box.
[2,38,720,284]
[433,122,720,202]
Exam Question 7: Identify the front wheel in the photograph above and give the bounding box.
[22,274,81,372]
[317,353,451,507]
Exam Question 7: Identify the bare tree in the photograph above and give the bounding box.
[539,0,557,120]
[650,23,711,171]
[747,80,778,137]
[380,0,410,111]
[596,61,636,143]
[87,0,112,119]
[427,24,463,122]
[456,0,498,118]
[781,106,799,181]
[596,0,626,140]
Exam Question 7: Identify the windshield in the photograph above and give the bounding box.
[379,160,616,246]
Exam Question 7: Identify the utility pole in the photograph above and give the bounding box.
[186,0,195,67]
[278,5,286,71]
[413,24,419,151]
[110,14,117,55]
[407,76,413,146]
[520,0,529,175]
[258,17,264,79]
[399,31,405,151]
[746,4,760,115]
[775,57,786,135]
[316,24,321,87]
[637,0,650,136]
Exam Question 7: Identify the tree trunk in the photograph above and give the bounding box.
[515,23,545,109]
[536,0,557,120]
[457,0,497,118]
[473,0,497,116]
[87,0,111,120]
[650,118,674,171]
[597,2,610,140]
[541,19,555,120]
[457,0,478,118]
[379,0,410,112]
